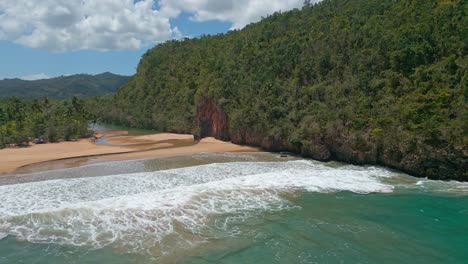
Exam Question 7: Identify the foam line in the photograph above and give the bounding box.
[0,160,397,255]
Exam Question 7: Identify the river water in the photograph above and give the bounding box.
[0,153,467,263]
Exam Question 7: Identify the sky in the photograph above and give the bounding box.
[0,0,312,80]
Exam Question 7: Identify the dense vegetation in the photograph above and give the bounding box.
[67,0,468,180]
[0,96,92,148]
[0,72,130,99]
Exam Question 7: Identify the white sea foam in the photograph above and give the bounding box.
[414,179,468,195]
[0,160,396,255]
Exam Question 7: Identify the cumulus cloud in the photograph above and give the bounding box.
[21,73,51,81]
[0,0,178,51]
[0,0,314,51]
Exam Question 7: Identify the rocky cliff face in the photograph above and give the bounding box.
[196,99,467,181]
[195,98,230,141]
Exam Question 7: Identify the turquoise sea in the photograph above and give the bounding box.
[0,153,467,263]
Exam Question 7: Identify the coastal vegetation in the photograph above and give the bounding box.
[0,72,129,99]
[100,0,467,180]
[0,96,92,147]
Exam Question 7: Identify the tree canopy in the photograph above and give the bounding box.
[0,96,92,147]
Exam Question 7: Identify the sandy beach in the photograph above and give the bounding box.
[0,132,258,174]
[104,133,194,146]
[99,137,258,161]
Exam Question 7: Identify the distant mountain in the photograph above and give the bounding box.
[0,72,130,99]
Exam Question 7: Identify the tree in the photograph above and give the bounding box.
[0,107,6,126]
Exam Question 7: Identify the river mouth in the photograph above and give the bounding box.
[0,153,467,264]
[10,138,197,176]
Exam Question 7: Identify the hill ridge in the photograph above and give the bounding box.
[102,0,466,180]
[0,72,130,99]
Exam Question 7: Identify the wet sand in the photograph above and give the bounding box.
[99,137,258,161]
[0,132,258,175]
[104,133,194,146]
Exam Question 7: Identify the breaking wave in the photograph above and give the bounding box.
[0,160,396,256]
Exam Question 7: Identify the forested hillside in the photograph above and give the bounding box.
[101,0,467,180]
[0,72,130,99]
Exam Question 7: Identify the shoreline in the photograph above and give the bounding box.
[0,132,258,175]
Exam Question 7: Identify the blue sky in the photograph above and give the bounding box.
[0,17,230,79]
[0,41,147,79]
[0,0,306,80]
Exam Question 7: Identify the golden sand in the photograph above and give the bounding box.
[0,132,257,174]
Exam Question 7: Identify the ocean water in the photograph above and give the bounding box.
[0,153,467,263]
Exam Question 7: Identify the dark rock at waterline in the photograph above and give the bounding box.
[194,99,467,181]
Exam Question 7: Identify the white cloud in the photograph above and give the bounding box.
[160,0,308,29]
[0,0,177,51]
[21,73,51,81]
[0,0,314,51]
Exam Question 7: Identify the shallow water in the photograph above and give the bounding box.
[0,153,466,263]
[90,123,159,136]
